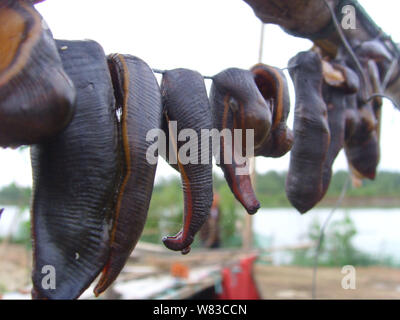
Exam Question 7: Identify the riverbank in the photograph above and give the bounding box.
[254,264,400,299]
[1,244,399,299]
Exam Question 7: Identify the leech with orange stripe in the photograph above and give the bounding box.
[251,63,294,158]
[210,66,292,214]
[160,68,213,254]
[0,0,75,148]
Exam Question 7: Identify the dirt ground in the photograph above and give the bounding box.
[0,244,32,296]
[1,244,400,299]
[254,264,400,299]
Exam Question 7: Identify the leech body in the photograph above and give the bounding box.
[161,69,213,253]
[251,63,293,158]
[344,54,381,181]
[320,86,347,197]
[31,40,119,299]
[286,51,330,214]
[94,54,162,295]
[0,0,75,147]
[210,68,272,214]
[320,63,360,199]
[344,97,380,181]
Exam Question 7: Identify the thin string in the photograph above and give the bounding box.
[312,175,351,299]
[366,93,400,111]
[152,64,298,80]
[321,0,400,111]
[154,1,399,110]
[321,0,369,103]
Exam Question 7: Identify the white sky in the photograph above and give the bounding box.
[0,0,399,188]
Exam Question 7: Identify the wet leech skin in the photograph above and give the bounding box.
[319,63,360,201]
[94,54,162,296]
[210,68,272,214]
[251,63,293,158]
[0,0,75,147]
[286,51,330,214]
[30,40,119,299]
[160,68,213,254]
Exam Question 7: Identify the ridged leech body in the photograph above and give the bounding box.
[343,52,380,181]
[344,99,379,180]
[94,54,162,296]
[161,69,213,254]
[250,63,293,158]
[344,74,380,181]
[286,51,331,214]
[320,63,360,199]
[30,40,119,299]
[0,0,75,147]
[210,68,272,214]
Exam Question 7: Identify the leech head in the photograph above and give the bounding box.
[210,68,262,215]
[289,51,323,79]
[212,68,272,148]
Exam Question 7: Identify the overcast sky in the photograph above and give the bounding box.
[0,0,399,188]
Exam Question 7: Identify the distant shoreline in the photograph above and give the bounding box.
[258,196,400,209]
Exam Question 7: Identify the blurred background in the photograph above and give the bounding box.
[0,0,400,299]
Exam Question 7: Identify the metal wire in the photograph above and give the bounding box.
[382,58,399,91]
[311,175,351,299]
[321,0,369,102]
[366,93,400,111]
[321,0,400,112]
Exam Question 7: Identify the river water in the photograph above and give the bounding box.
[0,206,29,238]
[253,208,400,264]
[1,206,399,265]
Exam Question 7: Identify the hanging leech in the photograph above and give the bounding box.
[160,69,213,254]
[320,61,360,200]
[31,42,163,299]
[0,0,75,147]
[286,51,331,214]
[31,40,120,299]
[210,68,272,214]
[344,47,383,181]
[94,54,162,296]
[344,81,379,180]
[344,100,380,180]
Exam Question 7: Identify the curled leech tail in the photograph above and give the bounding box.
[210,68,273,214]
[160,69,213,254]
[250,63,293,158]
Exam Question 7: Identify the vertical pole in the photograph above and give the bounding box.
[258,23,265,63]
[242,22,264,250]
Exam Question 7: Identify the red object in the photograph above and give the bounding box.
[217,255,261,300]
